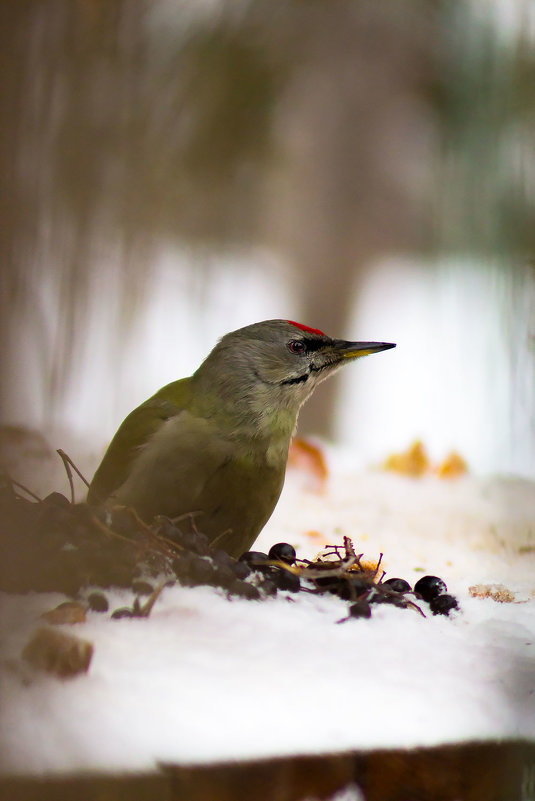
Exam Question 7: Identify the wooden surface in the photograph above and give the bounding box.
[1,740,534,801]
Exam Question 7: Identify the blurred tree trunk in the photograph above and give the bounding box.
[1,0,532,443]
[265,3,433,435]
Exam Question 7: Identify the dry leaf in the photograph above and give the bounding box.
[469,584,516,603]
[384,441,468,480]
[384,440,430,477]
[288,438,328,491]
[437,451,468,479]
[305,530,326,542]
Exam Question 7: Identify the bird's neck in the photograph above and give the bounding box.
[191,371,300,466]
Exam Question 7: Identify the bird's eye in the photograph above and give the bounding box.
[288,340,306,355]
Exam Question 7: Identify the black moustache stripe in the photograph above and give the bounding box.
[280,373,309,386]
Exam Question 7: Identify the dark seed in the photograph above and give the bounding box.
[87,592,109,612]
[348,600,372,618]
[414,575,447,602]
[111,607,134,619]
[383,578,412,593]
[132,580,153,595]
[430,594,459,616]
[268,542,296,564]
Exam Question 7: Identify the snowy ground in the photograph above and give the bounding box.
[1,445,534,776]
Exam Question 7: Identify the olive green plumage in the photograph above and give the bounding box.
[88,320,395,557]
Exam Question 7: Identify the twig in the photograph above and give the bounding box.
[168,511,202,525]
[56,450,75,503]
[132,581,169,618]
[266,560,301,575]
[296,556,358,580]
[90,512,142,546]
[374,553,384,575]
[343,536,356,558]
[9,479,42,503]
[57,448,90,489]
[405,599,427,618]
[131,511,186,554]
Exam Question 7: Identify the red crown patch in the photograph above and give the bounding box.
[287,321,326,337]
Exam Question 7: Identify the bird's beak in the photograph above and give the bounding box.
[331,340,396,361]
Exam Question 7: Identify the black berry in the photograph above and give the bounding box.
[268,543,296,564]
[337,575,371,600]
[239,551,269,565]
[87,592,109,612]
[232,561,251,580]
[272,569,301,593]
[192,533,211,555]
[43,492,71,508]
[414,575,447,602]
[348,600,372,618]
[109,508,137,536]
[368,590,406,608]
[383,578,412,593]
[230,581,261,600]
[430,594,459,616]
[111,607,134,619]
[180,531,210,555]
[211,565,236,590]
[211,549,237,569]
[259,578,277,597]
[173,555,215,586]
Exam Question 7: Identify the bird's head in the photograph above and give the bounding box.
[193,320,395,431]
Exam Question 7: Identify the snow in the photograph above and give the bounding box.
[1,447,534,776]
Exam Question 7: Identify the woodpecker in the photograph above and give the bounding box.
[88,320,395,557]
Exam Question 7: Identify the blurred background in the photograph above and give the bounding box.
[1,0,534,480]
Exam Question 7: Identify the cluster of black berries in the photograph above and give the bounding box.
[238,544,459,619]
[0,485,168,596]
[87,542,302,619]
[166,525,261,600]
[239,543,301,593]
[0,483,301,609]
[338,574,459,620]
[0,481,459,621]
[412,575,459,616]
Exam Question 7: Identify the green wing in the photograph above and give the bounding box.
[87,377,192,504]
